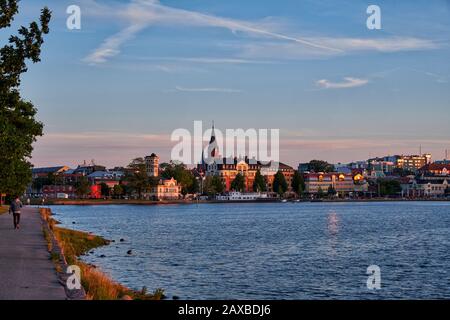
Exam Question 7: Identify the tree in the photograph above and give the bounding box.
[100,182,110,197]
[190,177,199,194]
[125,158,151,199]
[309,160,335,173]
[327,185,336,197]
[231,173,245,192]
[291,170,305,197]
[273,171,288,196]
[160,161,196,195]
[203,176,224,196]
[317,186,325,198]
[75,176,91,199]
[377,179,402,196]
[212,176,224,194]
[112,184,124,199]
[0,2,51,197]
[253,170,266,192]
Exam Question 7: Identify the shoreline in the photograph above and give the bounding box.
[39,207,165,300]
[37,198,450,206]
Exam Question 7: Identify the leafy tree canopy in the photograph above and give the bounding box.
[0,1,51,196]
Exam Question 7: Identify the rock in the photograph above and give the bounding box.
[120,238,125,242]
[72,221,76,224]
[111,240,115,243]
[127,250,132,255]
[121,295,133,300]
[172,295,180,300]
[100,254,106,258]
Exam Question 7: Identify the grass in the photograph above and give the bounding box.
[0,206,9,215]
[40,208,165,300]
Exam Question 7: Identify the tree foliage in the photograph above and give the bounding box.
[253,170,266,192]
[0,1,51,196]
[308,160,335,173]
[125,158,151,199]
[273,171,288,196]
[160,161,197,194]
[231,173,245,192]
[74,176,90,198]
[203,175,224,195]
[291,170,305,196]
[378,179,402,196]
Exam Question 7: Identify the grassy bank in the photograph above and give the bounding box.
[40,208,164,300]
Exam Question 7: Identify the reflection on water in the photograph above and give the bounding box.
[51,202,450,300]
[327,211,339,236]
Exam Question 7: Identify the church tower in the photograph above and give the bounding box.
[145,153,159,177]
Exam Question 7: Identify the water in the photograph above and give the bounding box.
[50,202,450,299]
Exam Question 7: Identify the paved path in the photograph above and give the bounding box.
[0,207,66,300]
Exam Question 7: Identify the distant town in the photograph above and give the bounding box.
[25,129,450,202]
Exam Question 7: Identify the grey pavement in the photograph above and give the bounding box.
[0,206,67,300]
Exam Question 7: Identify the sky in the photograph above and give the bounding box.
[3,0,450,168]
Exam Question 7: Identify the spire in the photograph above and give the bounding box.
[207,121,219,158]
[209,121,216,144]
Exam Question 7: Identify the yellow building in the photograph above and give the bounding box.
[304,173,367,195]
[150,178,181,200]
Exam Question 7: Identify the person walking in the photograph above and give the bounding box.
[9,197,23,230]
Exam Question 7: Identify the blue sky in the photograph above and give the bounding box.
[4,0,450,167]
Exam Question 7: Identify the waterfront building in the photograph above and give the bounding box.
[418,163,450,176]
[402,178,449,198]
[198,124,294,193]
[304,172,368,196]
[42,185,76,199]
[145,153,160,177]
[150,178,182,200]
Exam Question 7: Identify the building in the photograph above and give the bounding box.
[198,124,294,193]
[145,153,159,177]
[32,166,70,178]
[42,185,76,198]
[402,178,449,198]
[304,172,368,196]
[418,163,450,176]
[368,160,395,178]
[73,163,106,175]
[150,178,181,200]
[396,154,432,172]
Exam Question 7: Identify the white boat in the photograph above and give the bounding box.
[216,192,268,201]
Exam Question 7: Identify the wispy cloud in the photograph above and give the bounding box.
[84,23,147,64]
[315,77,369,89]
[82,1,440,64]
[83,0,340,64]
[175,86,242,93]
